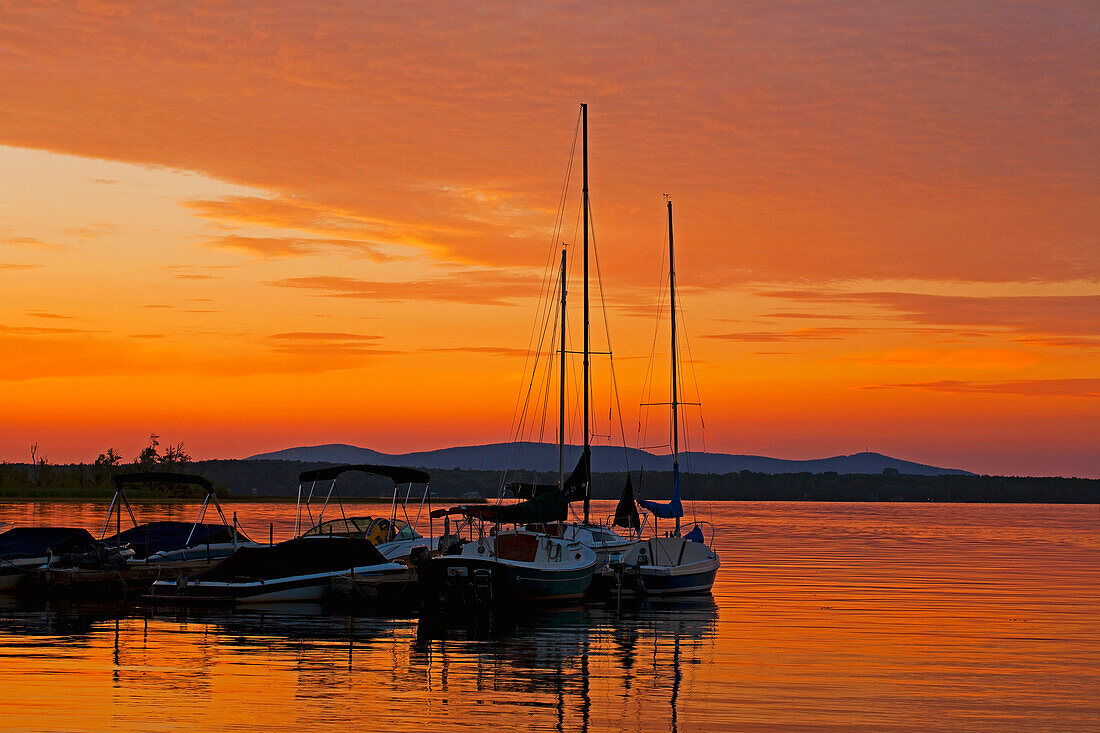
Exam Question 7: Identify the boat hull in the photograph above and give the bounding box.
[422,555,597,609]
[636,561,719,596]
[149,564,405,605]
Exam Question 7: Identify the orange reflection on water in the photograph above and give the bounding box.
[0,501,1098,731]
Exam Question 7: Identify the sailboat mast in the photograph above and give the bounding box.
[668,198,680,536]
[582,102,591,525]
[559,246,567,492]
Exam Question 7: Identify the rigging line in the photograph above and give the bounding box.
[671,266,701,526]
[637,212,671,452]
[676,292,708,456]
[503,111,581,481]
[589,195,633,475]
[502,261,563,496]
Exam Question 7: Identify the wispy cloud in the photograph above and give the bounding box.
[865,379,1100,398]
[269,269,540,306]
[763,291,1100,339]
[205,234,395,260]
[270,332,383,341]
[426,345,530,357]
[25,311,75,319]
[2,236,68,251]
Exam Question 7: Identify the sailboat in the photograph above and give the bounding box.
[421,244,598,608]
[500,103,635,559]
[608,198,720,596]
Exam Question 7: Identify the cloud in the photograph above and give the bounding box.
[427,346,530,357]
[2,236,68,251]
[0,263,42,270]
[0,2,1095,281]
[25,311,75,319]
[205,234,394,260]
[270,332,382,341]
[841,347,1041,370]
[269,269,541,305]
[866,379,1100,398]
[705,327,868,342]
[763,291,1100,338]
[0,323,94,335]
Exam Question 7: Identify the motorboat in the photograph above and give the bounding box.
[33,472,258,595]
[149,536,404,604]
[294,464,435,560]
[0,527,119,592]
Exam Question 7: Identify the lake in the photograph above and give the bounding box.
[1,500,1097,731]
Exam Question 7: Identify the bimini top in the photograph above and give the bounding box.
[0,527,99,559]
[104,521,236,559]
[195,536,388,583]
[297,464,430,486]
[112,472,214,493]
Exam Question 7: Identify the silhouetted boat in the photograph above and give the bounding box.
[33,472,258,595]
[294,464,436,560]
[0,527,119,592]
[148,536,404,604]
[603,199,720,597]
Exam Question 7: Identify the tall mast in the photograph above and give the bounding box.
[668,198,680,536]
[559,246,567,492]
[582,102,591,525]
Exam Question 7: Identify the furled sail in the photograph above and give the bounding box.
[506,448,590,503]
[431,489,569,525]
[613,474,640,531]
[637,471,684,519]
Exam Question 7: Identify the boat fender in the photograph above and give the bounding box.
[176,571,188,590]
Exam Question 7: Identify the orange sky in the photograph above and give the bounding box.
[0,1,1096,477]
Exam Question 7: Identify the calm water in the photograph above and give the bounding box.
[0,500,1097,732]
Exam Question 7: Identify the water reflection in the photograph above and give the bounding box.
[3,502,1099,731]
[413,597,718,733]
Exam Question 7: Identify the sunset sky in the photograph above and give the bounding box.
[0,1,1096,477]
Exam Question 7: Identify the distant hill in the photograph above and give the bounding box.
[247,442,973,476]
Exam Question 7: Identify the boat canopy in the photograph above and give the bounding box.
[297,464,430,485]
[506,448,590,503]
[0,527,99,559]
[112,472,214,493]
[432,489,569,525]
[196,536,388,582]
[104,521,236,559]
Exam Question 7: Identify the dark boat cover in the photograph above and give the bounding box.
[431,489,569,525]
[196,536,388,582]
[104,521,236,559]
[506,448,590,503]
[0,527,99,559]
[298,464,430,485]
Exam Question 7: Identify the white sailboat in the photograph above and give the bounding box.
[615,198,721,596]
